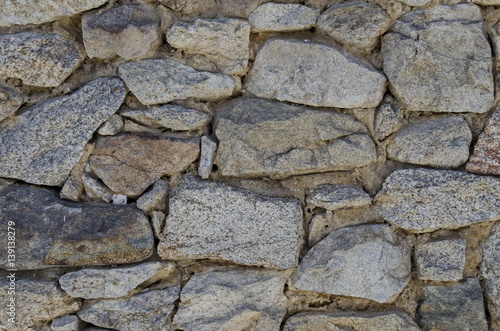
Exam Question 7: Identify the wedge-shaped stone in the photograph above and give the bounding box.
[306,184,371,210]
[0,83,22,122]
[0,185,154,269]
[482,221,500,279]
[158,177,304,269]
[246,39,386,108]
[484,277,500,330]
[375,169,500,233]
[0,78,126,186]
[467,109,500,175]
[249,3,318,32]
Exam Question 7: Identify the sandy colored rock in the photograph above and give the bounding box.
[214,97,377,179]
[82,172,114,202]
[158,176,304,269]
[246,39,386,108]
[467,109,500,175]
[136,179,168,213]
[51,315,84,331]
[198,135,217,179]
[416,238,466,281]
[306,184,371,210]
[249,3,318,32]
[97,114,123,136]
[0,84,22,122]
[375,168,500,233]
[0,78,126,186]
[375,95,402,141]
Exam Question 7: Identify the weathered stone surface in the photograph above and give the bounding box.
[167,18,250,75]
[121,105,210,131]
[112,194,127,205]
[51,314,84,331]
[375,95,402,141]
[382,4,494,113]
[198,135,217,179]
[83,5,160,60]
[0,0,108,27]
[151,211,166,238]
[78,286,179,331]
[61,175,84,202]
[387,116,472,168]
[136,179,168,213]
[0,185,154,269]
[292,224,411,303]
[97,114,123,136]
[214,98,377,179]
[0,84,22,122]
[416,239,466,281]
[249,3,318,32]
[246,39,386,108]
[0,32,85,87]
[118,58,236,105]
[284,311,419,331]
[308,213,330,247]
[418,278,488,331]
[396,0,431,6]
[158,176,304,269]
[375,169,500,233]
[89,134,199,197]
[173,270,287,331]
[318,2,391,53]
[485,277,500,330]
[307,184,371,210]
[482,221,500,279]
[82,172,114,202]
[467,109,500,175]
[0,78,126,186]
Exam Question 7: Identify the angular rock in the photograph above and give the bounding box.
[136,179,168,213]
[151,211,166,238]
[396,0,431,6]
[485,277,500,330]
[89,134,199,197]
[292,224,411,303]
[416,238,466,281]
[481,221,500,279]
[387,116,472,168]
[167,18,251,75]
[318,2,392,53]
[173,270,287,331]
[214,98,377,179]
[118,58,236,105]
[158,176,304,269]
[382,4,494,113]
[418,278,488,331]
[198,135,217,179]
[246,39,386,108]
[0,78,126,186]
[467,109,500,175]
[0,84,22,122]
[375,169,500,233]
[60,175,84,202]
[82,172,114,202]
[308,213,330,247]
[97,114,123,136]
[78,286,179,331]
[375,95,402,141]
[249,3,318,32]
[0,185,154,269]
[83,5,160,60]
[306,184,371,210]
[112,194,127,205]
[51,315,84,331]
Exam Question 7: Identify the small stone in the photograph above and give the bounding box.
[198,135,217,179]
[136,179,169,213]
[60,175,83,202]
[249,3,318,32]
[308,213,331,247]
[474,0,500,5]
[173,269,287,331]
[374,95,402,141]
[118,58,236,105]
[292,224,411,303]
[123,119,163,135]
[396,0,431,6]
[51,315,84,331]
[387,116,472,168]
[484,277,500,330]
[375,169,500,233]
[82,5,161,61]
[416,238,466,281]
[151,211,166,238]
[306,184,371,211]
[158,176,304,269]
[418,278,488,331]
[82,172,114,203]
[0,83,22,122]
[467,109,500,175]
[481,221,500,279]
[246,39,386,108]
[112,194,127,204]
[97,114,123,136]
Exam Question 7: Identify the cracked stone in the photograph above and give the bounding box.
[467,109,500,175]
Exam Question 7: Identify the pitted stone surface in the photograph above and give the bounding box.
[0,84,22,122]
[416,239,466,281]
[306,184,371,210]
[482,221,500,279]
[467,109,500,175]
[375,95,402,141]
[249,3,318,32]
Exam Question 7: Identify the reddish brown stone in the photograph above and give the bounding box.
[467,110,500,175]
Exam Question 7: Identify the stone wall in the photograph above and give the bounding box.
[0,0,499,330]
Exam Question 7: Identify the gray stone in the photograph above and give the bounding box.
[82,172,114,203]
[308,213,330,247]
[78,286,180,331]
[214,97,377,179]
[82,5,161,61]
[198,135,217,179]
[0,84,22,122]
[0,78,126,186]
[151,211,166,238]
[51,315,84,331]
[249,3,318,32]
[60,175,84,202]
[382,4,494,113]
[112,194,127,205]
[467,109,500,175]
[474,0,500,5]
[97,114,123,136]
[118,58,236,105]
[418,278,488,331]
[306,184,371,210]
[173,269,287,331]
[0,185,154,269]
[485,277,500,330]
[375,169,500,233]
[481,221,500,279]
[0,32,85,87]
[158,176,304,269]
[387,116,472,168]
[374,95,402,141]
[396,0,431,6]
[246,39,386,108]
[167,18,251,75]
[136,179,168,213]
[416,238,466,281]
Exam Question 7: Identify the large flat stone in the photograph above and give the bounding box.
[158,176,304,269]
[467,109,500,175]
[0,185,154,269]
[246,39,386,108]
[0,78,126,186]
[375,169,500,233]
[214,97,377,179]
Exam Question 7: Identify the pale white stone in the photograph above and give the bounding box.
[112,194,127,205]
[249,3,318,32]
[198,135,217,179]
[306,184,371,210]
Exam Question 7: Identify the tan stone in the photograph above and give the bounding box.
[467,109,500,175]
[0,83,22,122]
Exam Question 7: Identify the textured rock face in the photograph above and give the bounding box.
[375,169,500,233]
[375,95,402,141]
[51,315,83,331]
[482,221,500,279]
[0,78,126,186]
[158,177,304,269]
[173,270,287,331]
[89,134,199,197]
[467,109,500,175]
[118,58,236,105]
[246,39,386,108]
[0,32,85,87]
[382,4,494,113]
[416,239,466,281]
[292,224,411,303]
[198,135,217,179]
[0,185,154,269]
[97,114,123,136]
[136,179,168,213]
[0,84,22,122]
[306,184,371,210]
[485,277,500,330]
[249,3,318,32]
[214,98,377,179]
[387,116,472,168]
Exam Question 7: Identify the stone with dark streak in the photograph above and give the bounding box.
[467,109,500,175]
